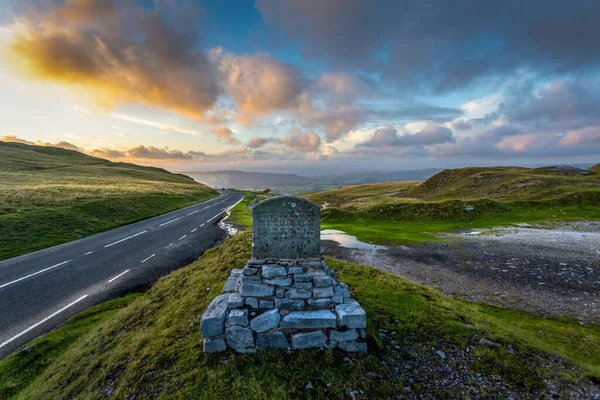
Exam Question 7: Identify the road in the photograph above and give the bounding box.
[0,190,243,359]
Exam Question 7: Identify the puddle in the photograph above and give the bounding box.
[320,229,387,250]
[218,211,239,236]
[464,231,482,235]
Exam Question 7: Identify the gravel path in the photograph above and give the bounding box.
[322,221,600,325]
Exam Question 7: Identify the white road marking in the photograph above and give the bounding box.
[199,223,205,227]
[0,295,88,349]
[187,210,199,216]
[105,231,147,248]
[191,228,197,233]
[159,217,180,227]
[108,270,130,283]
[141,254,155,263]
[0,260,70,289]
[164,243,173,249]
[206,197,244,223]
[179,235,187,240]
[84,251,94,256]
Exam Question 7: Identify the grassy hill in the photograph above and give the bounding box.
[183,169,441,194]
[0,141,219,260]
[303,166,600,245]
[590,163,600,172]
[1,232,598,398]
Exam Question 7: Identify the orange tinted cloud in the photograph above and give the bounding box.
[4,0,218,120]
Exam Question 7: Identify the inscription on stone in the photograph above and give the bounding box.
[252,196,320,259]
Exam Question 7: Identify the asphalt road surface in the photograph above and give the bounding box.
[0,190,243,359]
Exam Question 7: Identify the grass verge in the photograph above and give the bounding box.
[1,233,598,399]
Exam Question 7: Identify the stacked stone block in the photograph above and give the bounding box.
[200,258,367,353]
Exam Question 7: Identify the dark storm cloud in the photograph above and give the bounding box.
[257,0,600,93]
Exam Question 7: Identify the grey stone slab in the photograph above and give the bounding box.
[228,309,249,326]
[240,283,274,297]
[262,266,288,278]
[330,329,359,342]
[331,294,343,304]
[274,298,305,310]
[227,293,244,309]
[335,303,367,329]
[334,286,351,299]
[276,288,285,298]
[338,341,368,353]
[200,293,229,338]
[288,267,303,274]
[313,276,332,287]
[294,274,312,282]
[226,326,255,351]
[292,282,313,290]
[240,275,261,284]
[281,310,337,329]
[250,309,281,333]
[203,338,226,353]
[230,269,244,277]
[291,331,327,349]
[264,277,292,287]
[313,286,334,298]
[222,277,238,293]
[256,332,289,349]
[243,267,259,276]
[359,329,367,339]
[245,297,259,309]
[286,288,312,299]
[252,196,321,259]
[259,300,274,309]
[302,261,322,268]
[308,298,331,307]
[247,259,266,265]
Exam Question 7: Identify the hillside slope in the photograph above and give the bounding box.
[0,141,219,259]
[1,233,598,399]
[590,163,600,172]
[407,166,598,201]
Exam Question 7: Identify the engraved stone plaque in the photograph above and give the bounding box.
[252,196,320,259]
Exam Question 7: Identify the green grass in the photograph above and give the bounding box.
[0,293,141,399]
[302,167,600,245]
[228,190,272,228]
[0,141,219,260]
[1,233,597,399]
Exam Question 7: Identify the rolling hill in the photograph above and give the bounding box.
[0,141,218,260]
[590,163,600,172]
[182,168,442,194]
[303,165,600,245]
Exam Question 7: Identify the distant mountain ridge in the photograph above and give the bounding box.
[181,168,443,193]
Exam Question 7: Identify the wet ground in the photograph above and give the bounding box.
[322,221,600,325]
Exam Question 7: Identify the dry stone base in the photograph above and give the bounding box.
[200,258,368,353]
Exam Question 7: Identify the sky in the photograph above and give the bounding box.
[0,0,599,175]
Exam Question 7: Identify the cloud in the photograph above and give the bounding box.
[91,145,207,161]
[4,0,219,119]
[247,136,271,149]
[561,127,600,146]
[452,119,472,131]
[216,52,306,115]
[312,73,371,103]
[357,124,454,148]
[1,135,35,145]
[1,135,83,151]
[257,0,600,92]
[212,126,241,145]
[282,131,322,152]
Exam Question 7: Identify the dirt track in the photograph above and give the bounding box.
[322,221,600,325]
